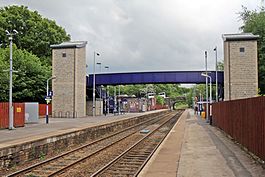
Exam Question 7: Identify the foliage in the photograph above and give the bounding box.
[0,46,51,102]
[108,84,190,99]
[186,84,218,107]
[239,6,265,94]
[217,61,224,71]
[155,95,164,105]
[0,5,70,64]
[174,103,188,110]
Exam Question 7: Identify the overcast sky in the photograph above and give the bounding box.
[0,0,261,73]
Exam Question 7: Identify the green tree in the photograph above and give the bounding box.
[156,95,164,105]
[0,5,70,64]
[217,61,224,71]
[0,46,51,102]
[109,84,190,100]
[239,6,265,94]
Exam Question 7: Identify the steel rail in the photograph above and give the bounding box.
[90,111,182,177]
[133,112,182,176]
[47,112,175,177]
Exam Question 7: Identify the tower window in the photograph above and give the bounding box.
[239,47,245,53]
[62,52,67,57]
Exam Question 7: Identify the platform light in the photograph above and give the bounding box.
[104,66,110,115]
[46,76,56,124]
[6,30,18,130]
[93,52,100,117]
[201,72,212,124]
[214,46,218,102]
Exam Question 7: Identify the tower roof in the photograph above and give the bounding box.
[222,33,259,41]
[50,41,87,49]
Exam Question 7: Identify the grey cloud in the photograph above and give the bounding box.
[0,0,259,73]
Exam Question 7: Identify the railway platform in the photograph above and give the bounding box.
[140,109,265,177]
[0,110,166,147]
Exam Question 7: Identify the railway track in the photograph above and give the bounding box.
[7,111,180,177]
[90,111,182,177]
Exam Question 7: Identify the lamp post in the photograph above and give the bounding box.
[46,76,56,124]
[96,62,102,115]
[114,86,117,113]
[6,29,18,130]
[204,51,209,123]
[214,46,218,102]
[105,66,110,114]
[201,73,212,124]
[93,52,100,117]
[118,85,121,114]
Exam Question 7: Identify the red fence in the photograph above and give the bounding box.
[212,96,265,161]
[0,102,25,128]
[155,104,168,110]
[39,104,52,117]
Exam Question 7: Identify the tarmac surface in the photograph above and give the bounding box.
[140,109,265,177]
[0,110,163,149]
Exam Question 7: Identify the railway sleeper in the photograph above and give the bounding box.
[101,172,133,177]
[114,164,141,168]
[109,167,138,171]
[117,161,143,165]
[125,154,149,157]
[27,170,52,175]
[105,172,136,176]
[122,157,146,161]
[50,162,68,168]
[119,158,147,162]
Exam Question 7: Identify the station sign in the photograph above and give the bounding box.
[48,91,53,97]
[45,96,52,104]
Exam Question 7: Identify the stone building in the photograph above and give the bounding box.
[51,41,87,117]
[223,33,259,101]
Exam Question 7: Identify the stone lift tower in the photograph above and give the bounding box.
[223,33,259,101]
[51,41,87,118]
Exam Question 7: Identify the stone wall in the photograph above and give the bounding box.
[74,47,86,117]
[86,100,103,116]
[52,43,86,117]
[224,40,258,100]
[52,48,75,117]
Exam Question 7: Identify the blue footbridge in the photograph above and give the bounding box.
[86,71,224,87]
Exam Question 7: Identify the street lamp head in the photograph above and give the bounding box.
[96,62,101,65]
[201,73,208,77]
[5,30,10,35]
[13,29,18,34]
[51,76,57,79]
[105,66,109,69]
[96,53,100,56]
[214,46,217,51]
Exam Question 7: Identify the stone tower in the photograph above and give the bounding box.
[223,33,259,101]
[51,41,87,117]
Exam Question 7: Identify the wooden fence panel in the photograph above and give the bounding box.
[39,104,52,116]
[0,102,25,128]
[0,103,9,128]
[212,97,265,161]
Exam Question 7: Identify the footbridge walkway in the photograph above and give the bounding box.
[87,70,224,87]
